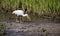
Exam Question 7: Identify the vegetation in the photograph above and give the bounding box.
[0,0,60,21]
[0,23,4,36]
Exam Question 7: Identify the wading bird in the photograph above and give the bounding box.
[12,9,31,22]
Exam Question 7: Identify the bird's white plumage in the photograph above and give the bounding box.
[12,10,24,16]
[12,10,31,22]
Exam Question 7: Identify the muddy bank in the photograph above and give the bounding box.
[2,21,60,36]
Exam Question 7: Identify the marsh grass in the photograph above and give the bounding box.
[0,0,60,21]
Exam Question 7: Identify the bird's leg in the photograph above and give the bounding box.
[16,16,19,22]
[21,16,22,22]
[20,16,21,22]
[17,16,21,23]
[19,16,22,23]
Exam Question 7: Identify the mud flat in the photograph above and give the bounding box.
[2,21,60,36]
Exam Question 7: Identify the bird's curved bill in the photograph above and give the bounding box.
[27,15,31,21]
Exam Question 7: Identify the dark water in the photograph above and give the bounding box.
[4,30,60,36]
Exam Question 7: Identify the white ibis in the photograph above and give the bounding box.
[12,10,31,22]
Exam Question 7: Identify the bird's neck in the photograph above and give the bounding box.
[22,14,27,16]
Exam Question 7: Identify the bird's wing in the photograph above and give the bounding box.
[12,10,24,15]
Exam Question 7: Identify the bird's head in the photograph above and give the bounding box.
[23,14,31,21]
